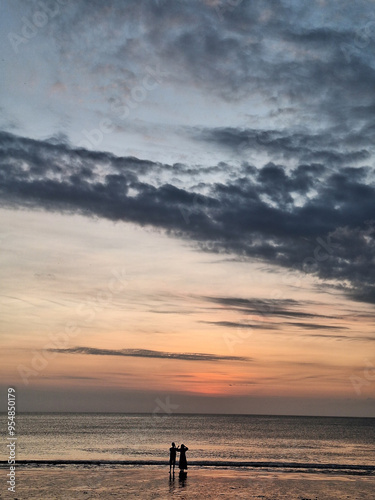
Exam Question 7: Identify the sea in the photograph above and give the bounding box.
[6,413,375,473]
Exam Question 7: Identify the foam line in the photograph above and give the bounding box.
[0,460,374,471]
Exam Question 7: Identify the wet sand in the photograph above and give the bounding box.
[2,466,375,499]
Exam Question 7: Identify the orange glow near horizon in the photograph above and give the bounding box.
[1,209,375,414]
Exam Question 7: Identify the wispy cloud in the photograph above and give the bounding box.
[201,296,339,319]
[286,322,347,330]
[203,320,363,340]
[201,321,277,330]
[303,333,375,342]
[202,320,348,332]
[48,346,251,362]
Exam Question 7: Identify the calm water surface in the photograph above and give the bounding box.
[6,413,375,466]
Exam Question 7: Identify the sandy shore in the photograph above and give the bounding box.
[2,466,375,500]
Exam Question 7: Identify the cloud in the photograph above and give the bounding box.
[202,319,375,342]
[204,320,347,331]
[303,333,375,342]
[200,296,339,319]
[5,0,375,179]
[45,375,100,380]
[286,322,347,330]
[17,0,375,130]
[48,346,251,362]
[201,321,277,330]
[194,126,371,165]
[1,130,375,304]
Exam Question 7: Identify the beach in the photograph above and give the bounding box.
[2,414,374,498]
[3,466,375,500]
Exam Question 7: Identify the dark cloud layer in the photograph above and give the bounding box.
[1,130,375,304]
[18,0,375,132]
[3,1,375,307]
[48,346,250,362]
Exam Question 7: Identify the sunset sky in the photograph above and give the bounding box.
[1,0,375,416]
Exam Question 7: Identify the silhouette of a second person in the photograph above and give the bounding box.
[178,443,188,472]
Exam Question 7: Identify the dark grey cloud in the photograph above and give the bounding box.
[48,346,251,362]
[1,131,375,304]
[4,0,375,298]
[18,0,375,132]
[194,127,371,165]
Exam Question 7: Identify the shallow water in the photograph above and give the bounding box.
[9,467,375,500]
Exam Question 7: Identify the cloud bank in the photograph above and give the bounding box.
[1,130,375,304]
[3,0,375,307]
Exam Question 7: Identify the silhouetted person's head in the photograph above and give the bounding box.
[171,442,175,447]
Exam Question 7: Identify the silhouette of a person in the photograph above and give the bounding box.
[178,443,188,473]
[169,442,178,474]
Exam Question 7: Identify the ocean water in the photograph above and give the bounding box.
[6,413,375,469]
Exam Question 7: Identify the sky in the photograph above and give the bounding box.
[0,0,375,416]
